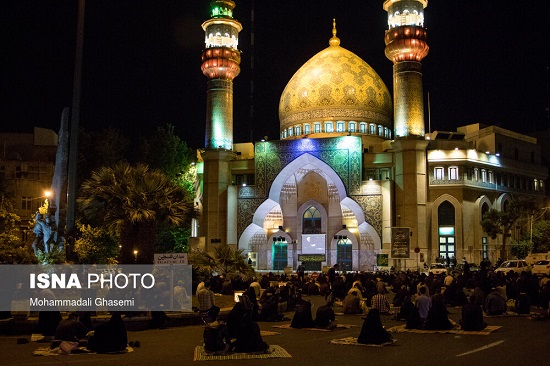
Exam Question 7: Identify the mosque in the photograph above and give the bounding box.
[191,0,547,272]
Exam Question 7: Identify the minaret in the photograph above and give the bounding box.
[201,0,242,149]
[384,0,429,269]
[200,1,242,250]
[383,0,429,137]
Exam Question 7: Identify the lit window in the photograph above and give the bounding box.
[488,171,494,184]
[336,122,345,132]
[481,169,487,182]
[369,124,376,134]
[304,124,311,134]
[434,167,444,180]
[349,122,356,132]
[314,123,321,133]
[359,123,367,133]
[288,127,293,137]
[325,122,333,133]
[295,125,302,135]
[448,166,458,180]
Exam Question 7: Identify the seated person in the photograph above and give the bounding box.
[371,291,391,314]
[290,300,314,328]
[484,288,507,315]
[87,313,127,353]
[53,312,88,345]
[512,291,531,315]
[392,285,410,308]
[405,306,422,330]
[233,313,269,353]
[342,291,364,315]
[425,295,453,330]
[459,295,487,331]
[203,316,231,353]
[196,281,220,324]
[357,309,394,345]
[314,301,337,329]
[258,291,283,321]
[395,299,415,321]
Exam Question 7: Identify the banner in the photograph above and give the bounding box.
[391,227,410,259]
[0,264,192,312]
[154,253,188,264]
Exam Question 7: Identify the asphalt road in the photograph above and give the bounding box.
[1,295,548,366]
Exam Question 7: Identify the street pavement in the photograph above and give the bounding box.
[0,294,548,366]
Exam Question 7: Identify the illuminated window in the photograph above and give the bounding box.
[448,166,458,180]
[349,122,356,132]
[378,125,383,136]
[488,171,494,184]
[325,122,334,133]
[314,123,321,133]
[336,122,345,132]
[282,130,287,139]
[304,124,311,134]
[481,169,487,182]
[434,167,444,180]
[535,179,539,191]
[369,124,376,134]
[473,168,479,181]
[359,123,367,133]
[295,125,302,135]
[288,127,293,137]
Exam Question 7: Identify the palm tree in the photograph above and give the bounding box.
[78,162,195,263]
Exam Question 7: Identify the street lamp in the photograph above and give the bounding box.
[133,249,138,262]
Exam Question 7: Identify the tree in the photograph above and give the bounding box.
[78,162,195,264]
[481,197,540,259]
[0,210,37,264]
[74,223,119,264]
[189,244,255,281]
[530,220,550,253]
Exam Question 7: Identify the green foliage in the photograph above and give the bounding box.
[510,241,531,259]
[0,210,37,264]
[189,244,255,281]
[138,124,196,184]
[155,225,191,254]
[35,246,66,264]
[74,223,119,264]
[78,162,196,264]
[531,220,550,253]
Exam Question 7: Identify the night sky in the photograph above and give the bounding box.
[2,1,549,149]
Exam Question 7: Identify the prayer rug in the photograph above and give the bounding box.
[193,345,291,361]
[260,330,280,336]
[272,323,356,331]
[329,336,397,347]
[387,324,502,335]
[33,346,134,356]
[334,312,364,316]
[484,312,532,318]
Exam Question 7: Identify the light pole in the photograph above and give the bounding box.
[133,249,138,263]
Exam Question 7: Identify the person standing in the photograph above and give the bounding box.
[297,262,305,282]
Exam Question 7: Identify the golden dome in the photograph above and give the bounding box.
[279,22,392,135]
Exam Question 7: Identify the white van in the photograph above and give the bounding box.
[525,252,550,265]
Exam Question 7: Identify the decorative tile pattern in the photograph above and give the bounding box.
[352,195,383,238]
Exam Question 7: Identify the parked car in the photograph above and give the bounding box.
[428,263,448,275]
[452,263,480,275]
[531,260,550,276]
[494,260,531,275]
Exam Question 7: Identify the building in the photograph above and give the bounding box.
[0,127,58,243]
[192,0,547,271]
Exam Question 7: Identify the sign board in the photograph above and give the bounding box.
[391,227,410,259]
[376,254,389,267]
[154,253,188,265]
[298,254,326,262]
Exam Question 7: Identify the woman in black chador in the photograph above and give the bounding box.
[357,309,394,345]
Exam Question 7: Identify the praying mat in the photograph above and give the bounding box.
[193,345,291,361]
[272,323,356,332]
[334,312,364,316]
[387,324,502,335]
[329,336,397,347]
[484,312,532,318]
[33,346,134,356]
[31,334,53,342]
[260,330,281,336]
